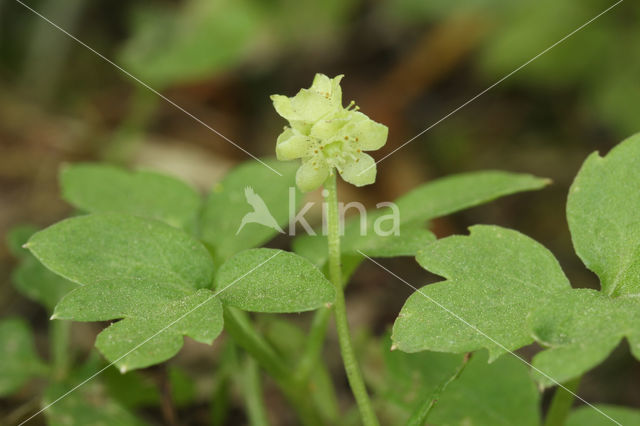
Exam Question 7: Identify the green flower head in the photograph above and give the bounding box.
[271,74,388,192]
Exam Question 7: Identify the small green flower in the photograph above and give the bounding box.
[271,74,388,192]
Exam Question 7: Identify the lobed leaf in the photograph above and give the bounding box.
[26,214,221,370]
[567,133,640,297]
[61,163,201,231]
[529,290,640,386]
[528,134,640,384]
[216,248,334,313]
[392,225,570,360]
[200,159,300,262]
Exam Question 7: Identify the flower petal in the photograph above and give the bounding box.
[271,95,295,120]
[309,111,350,141]
[290,89,335,123]
[296,158,330,192]
[341,111,388,151]
[339,152,376,187]
[276,128,312,160]
[311,74,344,107]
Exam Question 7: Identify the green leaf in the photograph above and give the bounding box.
[529,290,639,386]
[566,133,640,297]
[393,170,550,225]
[26,214,222,370]
[566,405,640,426]
[392,225,570,360]
[0,318,48,396]
[95,290,223,372]
[375,336,540,425]
[216,248,334,313]
[528,134,640,385]
[61,163,201,231]
[294,170,548,267]
[200,159,300,261]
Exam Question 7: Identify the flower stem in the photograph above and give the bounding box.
[543,376,581,426]
[325,173,379,426]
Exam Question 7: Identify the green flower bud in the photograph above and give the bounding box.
[271,74,388,192]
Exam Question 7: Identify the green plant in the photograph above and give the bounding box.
[3,75,640,425]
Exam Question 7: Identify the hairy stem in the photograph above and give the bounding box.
[244,356,270,426]
[544,377,581,426]
[325,173,379,426]
[50,320,71,381]
[407,352,472,426]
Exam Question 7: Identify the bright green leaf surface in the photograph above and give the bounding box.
[392,225,570,360]
[566,405,640,426]
[61,163,201,231]
[27,214,221,370]
[393,170,549,225]
[96,290,222,371]
[216,248,334,313]
[200,159,300,261]
[0,318,48,396]
[567,133,640,297]
[529,290,640,386]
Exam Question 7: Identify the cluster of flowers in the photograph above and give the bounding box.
[272,74,388,191]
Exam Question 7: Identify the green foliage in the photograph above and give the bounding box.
[26,214,222,370]
[216,248,334,313]
[394,133,640,389]
[0,318,48,396]
[529,133,640,385]
[393,225,570,359]
[200,159,300,262]
[61,163,201,231]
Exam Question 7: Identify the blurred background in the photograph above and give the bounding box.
[1,0,639,424]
